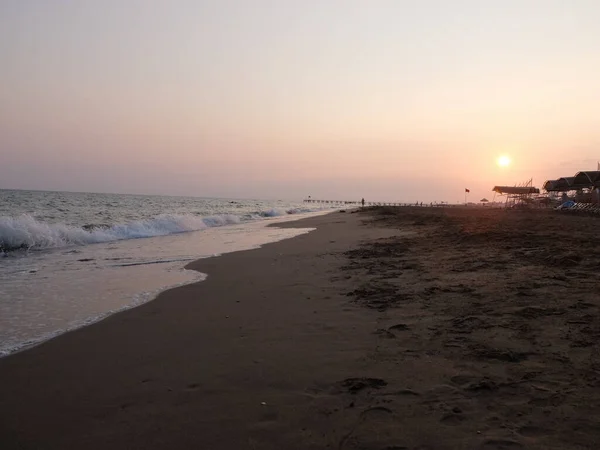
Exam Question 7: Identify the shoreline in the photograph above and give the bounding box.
[0,270,208,359]
[1,207,599,449]
[0,210,389,450]
[0,211,326,358]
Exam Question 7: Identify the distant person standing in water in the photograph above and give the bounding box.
[361,198,365,207]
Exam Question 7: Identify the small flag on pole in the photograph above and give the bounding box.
[465,188,470,193]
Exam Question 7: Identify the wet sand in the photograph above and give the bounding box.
[1,207,600,449]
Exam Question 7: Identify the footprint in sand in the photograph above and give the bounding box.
[338,406,401,450]
[480,438,523,449]
[450,375,477,386]
[450,375,502,393]
[518,425,548,437]
[360,406,393,417]
[472,346,529,363]
[388,323,410,332]
[440,412,466,426]
[374,328,397,339]
[339,377,387,394]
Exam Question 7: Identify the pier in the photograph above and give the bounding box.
[303,199,423,207]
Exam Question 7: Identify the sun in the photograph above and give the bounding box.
[497,155,511,167]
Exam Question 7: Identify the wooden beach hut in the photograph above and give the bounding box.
[492,184,540,207]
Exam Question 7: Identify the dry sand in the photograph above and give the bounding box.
[1,207,600,449]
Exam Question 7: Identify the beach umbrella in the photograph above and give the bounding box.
[480,198,489,203]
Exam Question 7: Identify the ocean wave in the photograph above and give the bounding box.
[0,207,326,252]
[0,213,243,251]
[257,207,316,217]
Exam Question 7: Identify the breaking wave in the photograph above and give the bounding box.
[0,208,319,252]
[257,207,315,218]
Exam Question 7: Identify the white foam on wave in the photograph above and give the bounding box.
[0,213,245,251]
[0,205,331,252]
[261,207,315,217]
[0,215,322,357]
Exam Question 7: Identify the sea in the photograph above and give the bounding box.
[0,189,334,357]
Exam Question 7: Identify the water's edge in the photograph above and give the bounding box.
[1,215,321,358]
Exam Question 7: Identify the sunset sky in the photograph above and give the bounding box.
[1,1,599,202]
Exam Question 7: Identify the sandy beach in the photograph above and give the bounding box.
[1,207,600,449]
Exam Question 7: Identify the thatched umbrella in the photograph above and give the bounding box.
[480,198,489,203]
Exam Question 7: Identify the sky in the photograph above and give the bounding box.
[1,0,599,202]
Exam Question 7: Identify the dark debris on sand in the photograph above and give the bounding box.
[328,206,600,449]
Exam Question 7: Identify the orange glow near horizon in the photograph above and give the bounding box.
[1,2,600,202]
